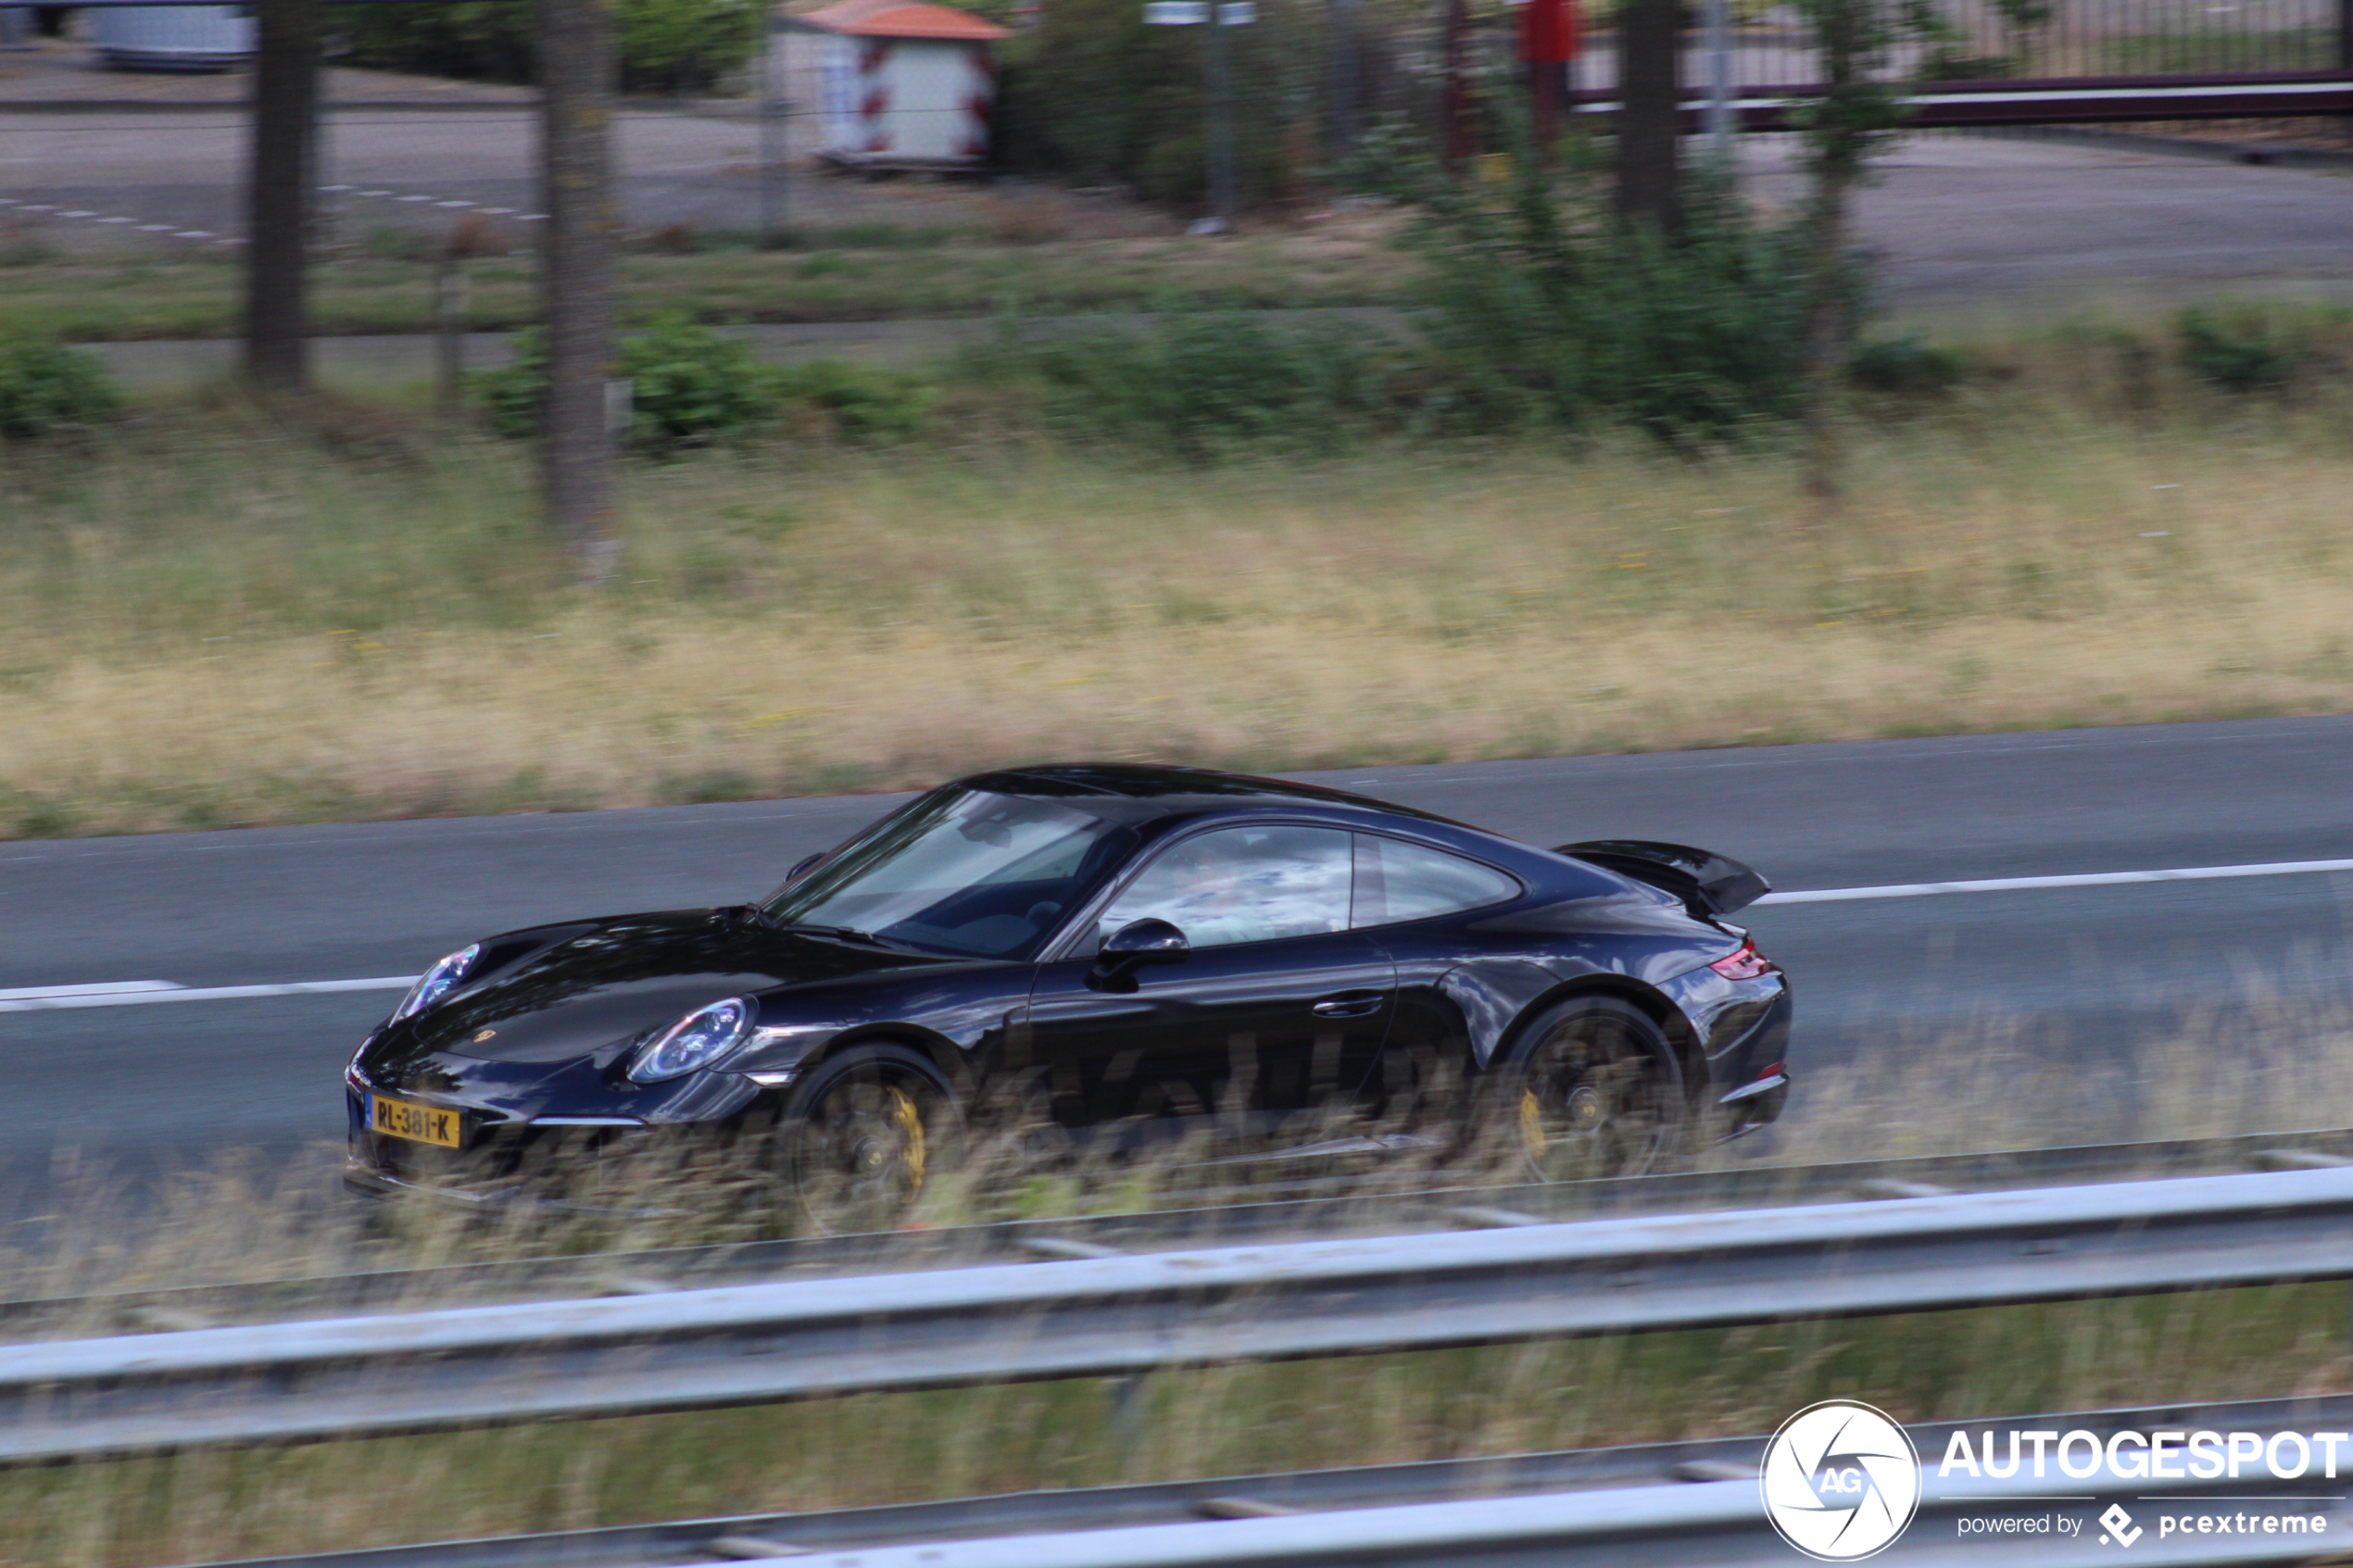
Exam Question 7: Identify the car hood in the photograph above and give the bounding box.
[382,909,956,1067]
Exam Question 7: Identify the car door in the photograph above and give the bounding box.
[1020,823,1397,1135]
[1346,830,1531,1107]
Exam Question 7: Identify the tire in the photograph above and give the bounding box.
[1482,996,1688,1181]
[774,1043,949,1235]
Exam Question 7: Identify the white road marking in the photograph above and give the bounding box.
[0,976,414,1013]
[1758,857,2353,905]
[6,859,2348,1012]
[0,981,185,1002]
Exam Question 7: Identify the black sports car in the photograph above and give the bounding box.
[346,764,1791,1229]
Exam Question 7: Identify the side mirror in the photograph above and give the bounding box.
[1089,918,1189,990]
[783,852,827,886]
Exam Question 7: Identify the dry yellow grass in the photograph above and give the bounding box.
[3,386,2352,838]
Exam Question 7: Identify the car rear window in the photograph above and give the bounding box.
[1350,834,1520,927]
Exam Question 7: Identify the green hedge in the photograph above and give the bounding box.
[0,339,120,438]
[341,0,762,94]
[471,316,933,449]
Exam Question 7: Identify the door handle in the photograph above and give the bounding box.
[1312,992,1385,1018]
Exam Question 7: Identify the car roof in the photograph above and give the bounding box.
[953,763,1469,828]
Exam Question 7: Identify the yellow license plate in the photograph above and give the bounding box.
[371,1093,463,1148]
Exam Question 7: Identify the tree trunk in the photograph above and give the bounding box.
[1440,0,1475,170]
[1797,0,1867,508]
[537,0,621,583]
[244,0,316,394]
[1798,153,1854,503]
[1615,0,1681,232]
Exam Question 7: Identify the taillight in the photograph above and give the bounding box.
[1707,938,1772,981]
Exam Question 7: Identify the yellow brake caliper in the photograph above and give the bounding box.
[886,1084,927,1192]
[1519,1087,1547,1160]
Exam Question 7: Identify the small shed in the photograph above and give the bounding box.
[793,0,1011,169]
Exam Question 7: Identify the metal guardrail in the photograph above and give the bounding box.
[11,1163,2353,1466]
[185,1393,2353,1568]
[1574,70,2353,129]
[12,1123,2349,1341]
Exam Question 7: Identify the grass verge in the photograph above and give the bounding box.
[3,344,2353,837]
[6,1285,2345,1568]
[0,223,1409,344]
[7,985,2353,1564]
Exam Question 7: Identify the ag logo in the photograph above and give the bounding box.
[1762,1399,1922,1561]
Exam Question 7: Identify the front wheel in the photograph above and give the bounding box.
[774,1044,946,1235]
[1484,996,1688,1181]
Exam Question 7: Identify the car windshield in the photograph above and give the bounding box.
[762,789,1133,959]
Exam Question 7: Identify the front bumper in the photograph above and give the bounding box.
[344,1062,774,1211]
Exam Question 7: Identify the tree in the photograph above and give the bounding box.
[1785,0,1924,503]
[537,0,621,583]
[245,0,318,393]
[1614,0,1681,233]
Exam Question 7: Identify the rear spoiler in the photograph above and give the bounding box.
[1554,839,1771,918]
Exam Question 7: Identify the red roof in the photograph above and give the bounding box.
[797,0,1011,39]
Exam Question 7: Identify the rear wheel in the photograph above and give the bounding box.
[1485,996,1687,1181]
[774,1044,946,1235]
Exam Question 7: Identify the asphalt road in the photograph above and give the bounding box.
[5,715,2353,1196]
[7,98,2353,316]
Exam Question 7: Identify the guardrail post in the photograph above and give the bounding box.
[1108,1374,1147,1469]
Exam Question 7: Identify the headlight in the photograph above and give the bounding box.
[394,943,480,1022]
[628,997,752,1084]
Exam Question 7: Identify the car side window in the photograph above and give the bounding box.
[1097,826,1353,949]
[1351,834,1520,927]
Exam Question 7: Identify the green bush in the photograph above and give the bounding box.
[471,316,774,449]
[989,310,1395,462]
[0,339,121,438]
[1849,334,1967,395]
[1919,46,2015,79]
[1401,157,1818,443]
[2176,305,2315,393]
[343,0,761,94]
[992,0,1315,208]
[767,361,937,444]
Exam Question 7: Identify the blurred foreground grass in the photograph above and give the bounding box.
[8,1285,2344,1568]
[3,350,2353,838]
[11,989,2353,1563]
